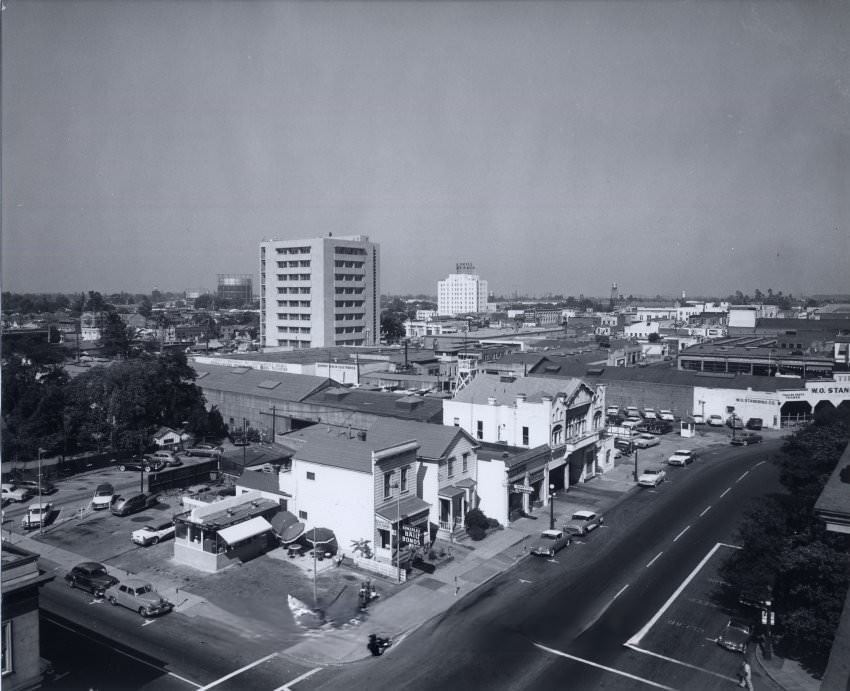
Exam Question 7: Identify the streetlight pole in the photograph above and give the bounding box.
[633,448,639,482]
[391,482,401,583]
[37,448,45,536]
[312,527,318,610]
[549,483,556,530]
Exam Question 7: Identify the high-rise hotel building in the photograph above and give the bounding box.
[437,264,488,316]
[259,235,380,349]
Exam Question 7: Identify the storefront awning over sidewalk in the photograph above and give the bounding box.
[375,496,430,522]
[217,516,273,545]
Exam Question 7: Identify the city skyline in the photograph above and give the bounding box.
[2,1,849,298]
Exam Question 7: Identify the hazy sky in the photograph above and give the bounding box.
[2,0,848,298]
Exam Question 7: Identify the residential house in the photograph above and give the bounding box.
[152,426,191,449]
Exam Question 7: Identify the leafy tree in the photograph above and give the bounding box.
[100,312,131,357]
[380,312,406,343]
[137,297,153,318]
[648,332,661,343]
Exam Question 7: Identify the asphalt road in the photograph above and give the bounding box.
[302,440,782,691]
[33,438,780,691]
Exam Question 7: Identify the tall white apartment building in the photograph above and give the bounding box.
[259,235,380,349]
[437,266,488,316]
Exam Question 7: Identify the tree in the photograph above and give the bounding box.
[100,312,131,358]
[648,332,661,343]
[137,297,153,318]
[380,313,405,343]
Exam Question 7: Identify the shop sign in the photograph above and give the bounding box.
[403,525,422,542]
[511,484,535,495]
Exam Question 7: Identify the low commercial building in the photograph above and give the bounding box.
[476,443,552,525]
[1,544,53,690]
[173,490,280,572]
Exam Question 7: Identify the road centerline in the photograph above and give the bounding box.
[673,526,690,542]
[735,471,749,482]
[646,552,663,568]
[699,506,711,517]
[719,488,731,498]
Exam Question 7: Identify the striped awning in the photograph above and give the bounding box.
[217,516,273,546]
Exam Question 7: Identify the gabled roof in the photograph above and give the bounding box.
[450,373,584,405]
[365,419,477,460]
[192,364,332,402]
[282,425,420,474]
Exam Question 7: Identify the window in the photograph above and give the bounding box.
[378,528,390,549]
[522,426,529,446]
[453,417,460,427]
[299,510,308,520]
[476,420,483,439]
[447,457,455,478]
[462,453,469,473]
[384,471,393,499]
[401,466,408,493]
[1,621,11,675]
[306,471,315,480]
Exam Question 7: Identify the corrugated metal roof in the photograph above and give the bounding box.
[301,388,443,423]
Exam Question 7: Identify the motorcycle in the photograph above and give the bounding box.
[359,580,379,609]
[367,633,392,657]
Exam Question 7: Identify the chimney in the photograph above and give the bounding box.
[488,397,497,405]
[357,430,367,441]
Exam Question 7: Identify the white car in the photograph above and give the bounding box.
[91,483,115,510]
[708,415,724,427]
[642,408,658,420]
[563,510,604,536]
[667,449,696,466]
[21,502,53,530]
[658,410,675,421]
[633,433,660,449]
[638,468,666,487]
[131,520,175,546]
[2,484,33,503]
[692,414,705,425]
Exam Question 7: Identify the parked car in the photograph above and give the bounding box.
[633,433,660,449]
[184,444,223,458]
[625,406,641,419]
[1,484,33,503]
[16,478,57,495]
[716,619,752,653]
[638,468,666,487]
[21,502,54,530]
[708,415,724,426]
[726,416,745,430]
[745,418,763,430]
[614,438,635,454]
[658,410,676,422]
[530,529,571,557]
[667,449,696,466]
[132,520,175,546]
[91,483,115,510]
[606,406,620,417]
[146,450,177,464]
[104,578,173,617]
[118,458,165,473]
[563,510,604,536]
[731,433,763,446]
[65,561,119,597]
[692,414,705,425]
[111,493,157,517]
[642,408,658,420]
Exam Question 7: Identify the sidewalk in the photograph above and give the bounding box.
[282,457,642,665]
[755,646,821,691]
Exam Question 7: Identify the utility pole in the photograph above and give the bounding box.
[270,405,276,441]
[37,448,45,536]
[242,418,248,468]
[633,447,639,482]
[138,435,145,494]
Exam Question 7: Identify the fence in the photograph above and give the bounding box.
[349,554,406,582]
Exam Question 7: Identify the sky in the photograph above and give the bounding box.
[2,0,848,299]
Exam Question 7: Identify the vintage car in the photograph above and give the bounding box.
[65,562,119,597]
[638,467,666,487]
[104,578,173,617]
[530,529,571,557]
[563,510,604,537]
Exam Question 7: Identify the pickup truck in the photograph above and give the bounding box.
[606,424,638,440]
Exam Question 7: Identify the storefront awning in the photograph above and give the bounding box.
[376,496,431,522]
[217,516,273,546]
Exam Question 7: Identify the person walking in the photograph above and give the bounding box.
[738,660,753,689]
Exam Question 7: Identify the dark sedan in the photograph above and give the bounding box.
[65,562,119,598]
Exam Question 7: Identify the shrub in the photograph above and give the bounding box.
[486,517,501,529]
[465,508,489,531]
[467,525,486,541]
